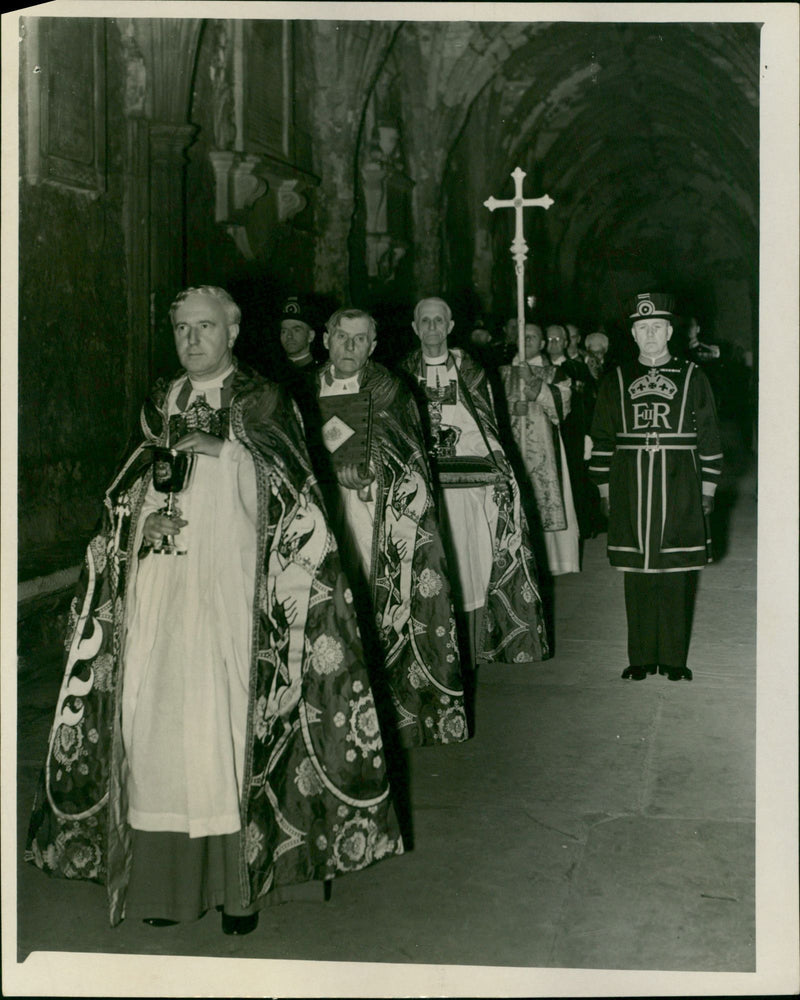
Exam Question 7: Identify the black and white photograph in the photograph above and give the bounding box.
[2,2,797,997]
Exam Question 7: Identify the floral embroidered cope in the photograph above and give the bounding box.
[26,363,403,923]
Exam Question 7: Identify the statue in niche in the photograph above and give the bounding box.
[361,119,412,285]
[209,19,236,151]
[119,21,146,116]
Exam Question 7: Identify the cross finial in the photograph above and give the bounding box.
[484,167,554,431]
[484,167,554,271]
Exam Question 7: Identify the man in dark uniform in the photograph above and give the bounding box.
[278,295,318,369]
[588,292,723,682]
[274,295,320,402]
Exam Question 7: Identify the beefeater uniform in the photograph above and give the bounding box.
[589,294,723,679]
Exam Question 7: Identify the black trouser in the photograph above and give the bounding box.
[623,570,698,669]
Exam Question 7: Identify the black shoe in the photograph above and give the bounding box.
[665,665,693,682]
[222,911,259,936]
[621,664,655,681]
[142,918,178,927]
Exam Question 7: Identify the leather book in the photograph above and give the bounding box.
[318,391,374,474]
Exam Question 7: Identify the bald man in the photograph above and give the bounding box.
[400,297,549,669]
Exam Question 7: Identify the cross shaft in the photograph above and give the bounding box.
[484,166,554,433]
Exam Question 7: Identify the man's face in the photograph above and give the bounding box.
[523,325,544,358]
[632,318,672,358]
[413,300,454,355]
[280,318,315,359]
[587,345,607,363]
[173,292,238,380]
[546,326,567,358]
[324,315,376,378]
[504,318,518,345]
[567,325,580,349]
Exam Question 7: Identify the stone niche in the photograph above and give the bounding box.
[203,18,319,262]
[356,66,414,292]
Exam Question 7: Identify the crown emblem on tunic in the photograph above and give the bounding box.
[628,370,678,400]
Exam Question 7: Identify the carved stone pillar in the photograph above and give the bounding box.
[148,122,198,376]
[123,118,151,424]
[116,17,202,383]
[306,21,398,301]
[412,178,444,295]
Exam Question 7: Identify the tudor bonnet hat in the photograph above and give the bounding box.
[280,295,316,329]
[628,292,675,322]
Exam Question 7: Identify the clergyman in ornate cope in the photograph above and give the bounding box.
[317,307,468,749]
[26,286,403,933]
[499,322,581,576]
[401,297,550,670]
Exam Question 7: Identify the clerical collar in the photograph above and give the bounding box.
[187,363,234,390]
[323,367,361,392]
[424,352,457,391]
[289,352,312,365]
[639,351,671,367]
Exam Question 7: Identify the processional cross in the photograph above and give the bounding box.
[484,167,554,437]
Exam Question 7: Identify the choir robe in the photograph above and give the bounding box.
[26,362,403,925]
[400,348,549,665]
[316,359,468,749]
[500,355,580,575]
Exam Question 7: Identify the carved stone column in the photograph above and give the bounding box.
[116,17,202,383]
[412,174,445,295]
[305,20,399,301]
[124,118,151,423]
[148,122,198,376]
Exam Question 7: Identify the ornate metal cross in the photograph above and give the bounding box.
[484,166,554,434]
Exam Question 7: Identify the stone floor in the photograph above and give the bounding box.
[10,430,763,994]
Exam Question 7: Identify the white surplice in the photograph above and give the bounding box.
[521,355,580,575]
[427,352,499,612]
[121,375,258,838]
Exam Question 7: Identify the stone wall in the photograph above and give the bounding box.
[18,20,131,576]
[184,19,321,373]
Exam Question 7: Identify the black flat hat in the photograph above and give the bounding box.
[628,292,675,322]
[280,295,315,329]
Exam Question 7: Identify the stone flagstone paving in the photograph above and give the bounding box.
[13,432,756,979]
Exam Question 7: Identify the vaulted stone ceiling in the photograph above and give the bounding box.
[368,19,759,341]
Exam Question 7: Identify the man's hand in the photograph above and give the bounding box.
[174,431,224,458]
[143,511,187,546]
[336,463,375,491]
[701,494,715,516]
[509,367,542,403]
[600,496,610,519]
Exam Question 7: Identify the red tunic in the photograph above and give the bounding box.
[589,358,723,572]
